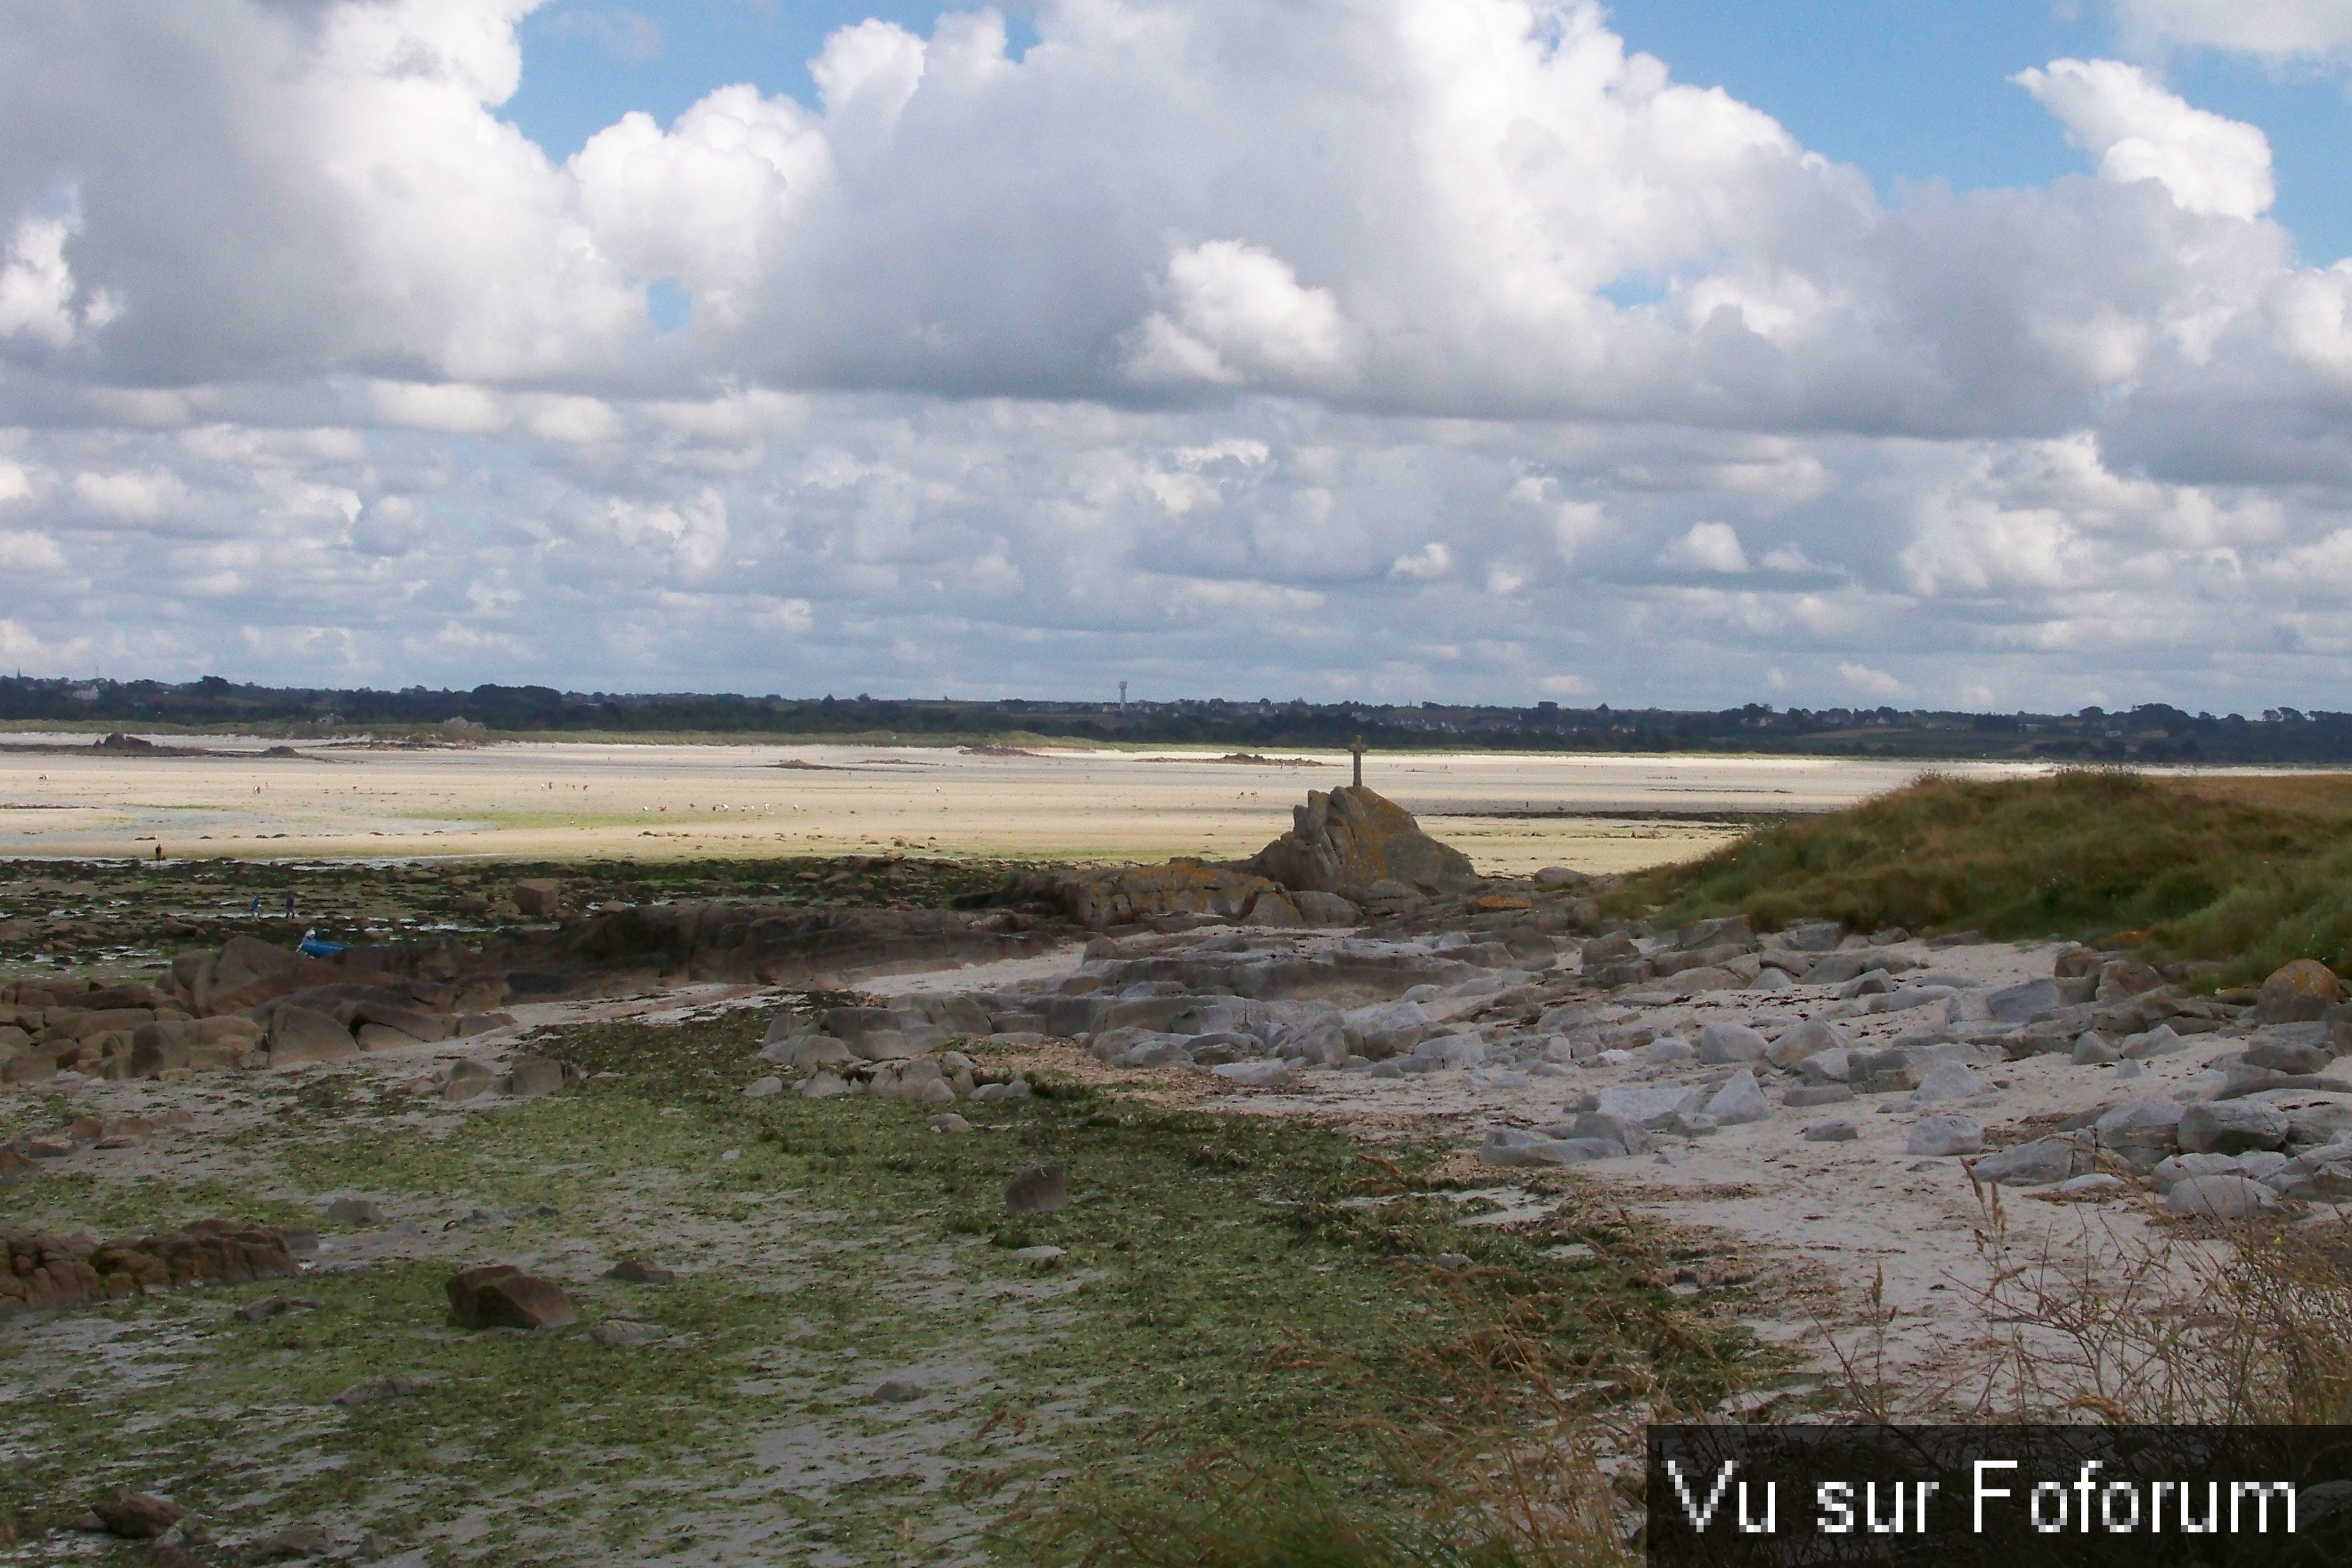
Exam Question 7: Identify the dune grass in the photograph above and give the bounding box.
[1613,767,2352,975]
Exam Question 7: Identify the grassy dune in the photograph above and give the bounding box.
[1616,769,2352,976]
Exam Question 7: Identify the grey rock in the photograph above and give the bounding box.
[2273,1141,2352,1200]
[1592,1083,1705,1128]
[1703,1069,1772,1126]
[2114,1060,2145,1081]
[2245,1039,2333,1076]
[968,1079,1032,1103]
[2166,1173,2277,1218]
[1697,1022,1769,1064]
[1767,1019,1845,1072]
[1642,1035,1696,1064]
[928,1113,974,1134]
[1803,1119,1858,1142]
[1906,1115,1984,1156]
[1795,1046,1852,1084]
[1867,985,1957,1015]
[1291,890,1361,927]
[1965,1137,2083,1186]
[442,1059,498,1102]
[1343,1000,1431,1060]
[1838,969,1895,999]
[1564,1112,1653,1154]
[325,1197,386,1226]
[268,1006,359,1067]
[1776,919,1843,952]
[504,1055,564,1099]
[2071,1033,2119,1066]
[2092,1099,2185,1151]
[1985,979,2061,1023]
[1415,1033,1487,1069]
[868,1378,925,1404]
[795,1070,849,1099]
[2177,1100,2291,1155]
[1004,1165,1068,1214]
[2121,1024,2190,1060]
[1912,1063,1983,1104]
[742,1075,784,1099]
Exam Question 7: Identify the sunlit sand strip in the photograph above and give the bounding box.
[0,738,2052,872]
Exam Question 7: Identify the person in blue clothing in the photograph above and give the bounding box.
[283,890,297,918]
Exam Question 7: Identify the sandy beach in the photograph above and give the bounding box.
[0,737,2043,873]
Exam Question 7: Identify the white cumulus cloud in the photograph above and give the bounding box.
[1657,522,1750,574]
[2015,59,2273,220]
[2115,0,2352,63]
[1128,242,1360,389]
[1838,662,1905,698]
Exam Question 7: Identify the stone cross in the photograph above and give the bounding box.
[1349,736,1364,789]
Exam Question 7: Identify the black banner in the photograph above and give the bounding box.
[1647,1426,2352,1566]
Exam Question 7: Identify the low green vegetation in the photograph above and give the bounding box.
[0,1006,1770,1564]
[0,852,1033,978]
[1614,768,2352,976]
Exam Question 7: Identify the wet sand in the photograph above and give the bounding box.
[0,737,2043,873]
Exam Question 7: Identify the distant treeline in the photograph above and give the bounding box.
[6,674,2352,763]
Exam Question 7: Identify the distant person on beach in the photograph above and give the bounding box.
[249,895,260,916]
[283,891,297,918]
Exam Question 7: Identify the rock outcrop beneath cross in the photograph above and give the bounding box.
[1246,785,1481,899]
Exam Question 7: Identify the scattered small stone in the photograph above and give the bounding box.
[1004,1165,1068,1214]
[324,1198,386,1226]
[589,1318,665,1347]
[250,1524,335,1562]
[91,1489,186,1539]
[1802,1119,1858,1142]
[445,1264,577,1330]
[868,1377,925,1403]
[504,1055,565,1099]
[602,1258,674,1284]
[1010,1244,1066,1262]
[333,1377,425,1406]
[1906,1115,1984,1157]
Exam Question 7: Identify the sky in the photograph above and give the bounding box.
[5,2,2352,713]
